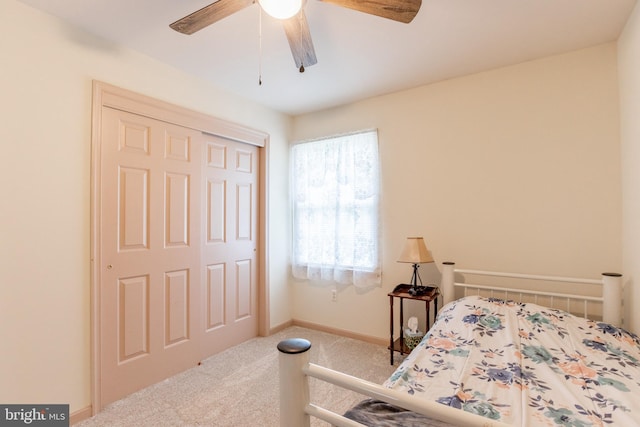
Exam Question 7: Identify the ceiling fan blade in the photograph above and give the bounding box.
[319,0,421,23]
[282,10,317,71]
[170,0,254,35]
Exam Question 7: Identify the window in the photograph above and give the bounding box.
[290,130,381,288]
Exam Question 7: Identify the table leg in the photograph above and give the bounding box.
[434,297,438,324]
[426,299,430,331]
[389,295,394,365]
[399,298,404,356]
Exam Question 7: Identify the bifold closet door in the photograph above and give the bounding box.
[99,107,203,406]
[98,107,260,407]
[200,135,259,357]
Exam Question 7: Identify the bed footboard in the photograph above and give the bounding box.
[277,338,510,427]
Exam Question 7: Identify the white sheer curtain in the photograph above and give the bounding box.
[291,130,381,288]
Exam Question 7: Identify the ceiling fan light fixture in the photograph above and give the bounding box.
[258,0,302,20]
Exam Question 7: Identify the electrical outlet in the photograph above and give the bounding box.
[331,289,337,302]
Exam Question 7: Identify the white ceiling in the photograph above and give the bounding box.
[17,0,637,115]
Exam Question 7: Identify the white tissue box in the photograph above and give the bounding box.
[403,328,424,350]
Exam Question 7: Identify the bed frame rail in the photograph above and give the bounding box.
[278,338,510,427]
[441,262,622,325]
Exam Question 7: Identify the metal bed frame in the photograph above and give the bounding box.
[278,262,623,427]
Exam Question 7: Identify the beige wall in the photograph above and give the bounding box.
[0,0,291,415]
[291,43,622,339]
[619,2,640,334]
[1,0,631,418]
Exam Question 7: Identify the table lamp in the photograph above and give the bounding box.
[397,237,434,296]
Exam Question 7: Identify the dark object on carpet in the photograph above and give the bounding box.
[344,398,456,427]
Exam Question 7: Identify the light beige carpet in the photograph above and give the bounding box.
[78,326,400,426]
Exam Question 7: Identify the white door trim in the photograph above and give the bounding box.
[90,80,270,414]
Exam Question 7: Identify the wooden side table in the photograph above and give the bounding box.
[388,284,439,364]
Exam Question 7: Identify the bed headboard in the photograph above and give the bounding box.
[440,262,623,326]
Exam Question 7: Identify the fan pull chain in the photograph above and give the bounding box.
[299,12,305,73]
[258,6,263,85]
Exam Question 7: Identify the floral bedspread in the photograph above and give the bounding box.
[383,296,640,426]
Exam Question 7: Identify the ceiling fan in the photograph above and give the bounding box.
[170,0,422,72]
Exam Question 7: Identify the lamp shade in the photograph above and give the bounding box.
[258,0,302,19]
[397,237,434,264]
